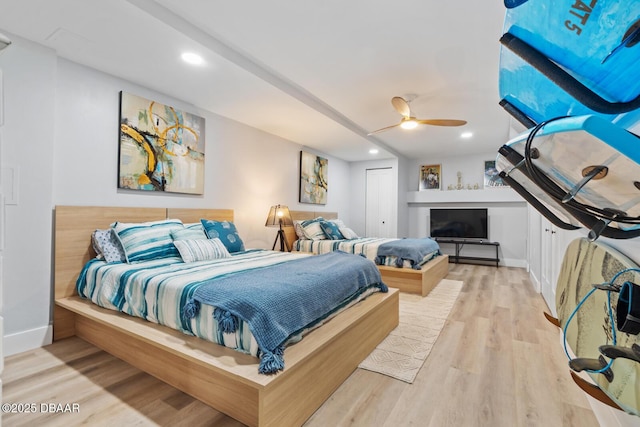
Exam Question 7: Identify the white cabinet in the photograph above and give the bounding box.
[528,206,582,317]
[540,217,558,316]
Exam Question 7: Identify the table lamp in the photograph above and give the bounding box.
[265,204,293,251]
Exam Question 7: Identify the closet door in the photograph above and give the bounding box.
[527,204,542,292]
[540,217,557,315]
[365,168,394,237]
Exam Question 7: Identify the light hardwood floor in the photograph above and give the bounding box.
[3,265,601,426]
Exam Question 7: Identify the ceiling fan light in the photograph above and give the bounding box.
[400,119,418,130]
[181,52,204,65]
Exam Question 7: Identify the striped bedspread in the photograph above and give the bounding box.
[292,237,440,268]
[76,249,381,360]
[184,251,387,374]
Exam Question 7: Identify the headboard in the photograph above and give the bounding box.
[54,206,234,301]
[284,210,338,251]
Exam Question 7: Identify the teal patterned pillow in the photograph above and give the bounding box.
[114,219,183,263]
[201,219,245,253]
[174,238,230,262]
[320,221,344,240]
[329,219,346,229]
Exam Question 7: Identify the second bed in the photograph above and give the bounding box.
[285,211,449,296]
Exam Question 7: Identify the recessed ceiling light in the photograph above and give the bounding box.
[369,148,379,154]
[461,132,473,138]
[181,52,204,65]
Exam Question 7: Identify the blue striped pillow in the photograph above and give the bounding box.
[184,222,205,231]
[171,227,208,241]
[301,217,327,240]
[174,238,231,262]
[114,219,183,263]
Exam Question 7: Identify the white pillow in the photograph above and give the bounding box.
[174,238,231,263]
[339,227,359,239]
[329,219,347,229]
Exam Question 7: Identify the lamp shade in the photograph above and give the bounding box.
[265,204,293,228]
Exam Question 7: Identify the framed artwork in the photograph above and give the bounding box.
[484,160,508,188]
[299,151,328,204]
[118,91,206,194]
[419,164,441,190]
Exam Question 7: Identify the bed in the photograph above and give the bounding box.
[53,206,399,427]
[284,211,449,297]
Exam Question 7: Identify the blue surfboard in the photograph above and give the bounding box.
[499,0,640,127]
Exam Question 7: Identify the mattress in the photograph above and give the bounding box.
[292,237,439,268]
[76,249,379,357]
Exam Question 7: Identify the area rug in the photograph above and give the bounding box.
[358,279,463,383]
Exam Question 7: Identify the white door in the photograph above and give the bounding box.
[527,205,542,292]
[365,168,394,237]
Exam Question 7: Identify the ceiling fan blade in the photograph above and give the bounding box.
[417,119,467,127]
[367,123,401,135]
[391,96,411,118]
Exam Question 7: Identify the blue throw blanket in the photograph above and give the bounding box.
[183,251,387,374]
[375,238,440,270]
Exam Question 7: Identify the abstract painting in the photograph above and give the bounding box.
[299,151,328,204]
[419,164,441,190]
[118,92,205,194]
[484,160,508,188]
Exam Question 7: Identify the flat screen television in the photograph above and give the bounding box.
[430,208,488,240]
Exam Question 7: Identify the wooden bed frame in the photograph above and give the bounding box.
[53,206,399,427]
[286,211,449,297]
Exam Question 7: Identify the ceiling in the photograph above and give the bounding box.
[0,0,512,162]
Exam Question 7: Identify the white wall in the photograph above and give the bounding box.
[396,155,410,238]
[1,37,351,355]
[0,36,56,354]
[409,151,504,192]
[406,152,528,267]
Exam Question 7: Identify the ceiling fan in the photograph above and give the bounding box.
[368,96,467,135]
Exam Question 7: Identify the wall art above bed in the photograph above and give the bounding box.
[118,91,205,194]
[299,150,328,204]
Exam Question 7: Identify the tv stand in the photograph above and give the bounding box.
[434,238,500,267]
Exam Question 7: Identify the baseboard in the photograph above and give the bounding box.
[528,270,541,293]
[502,258,527,268]
[4,324,53,356]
